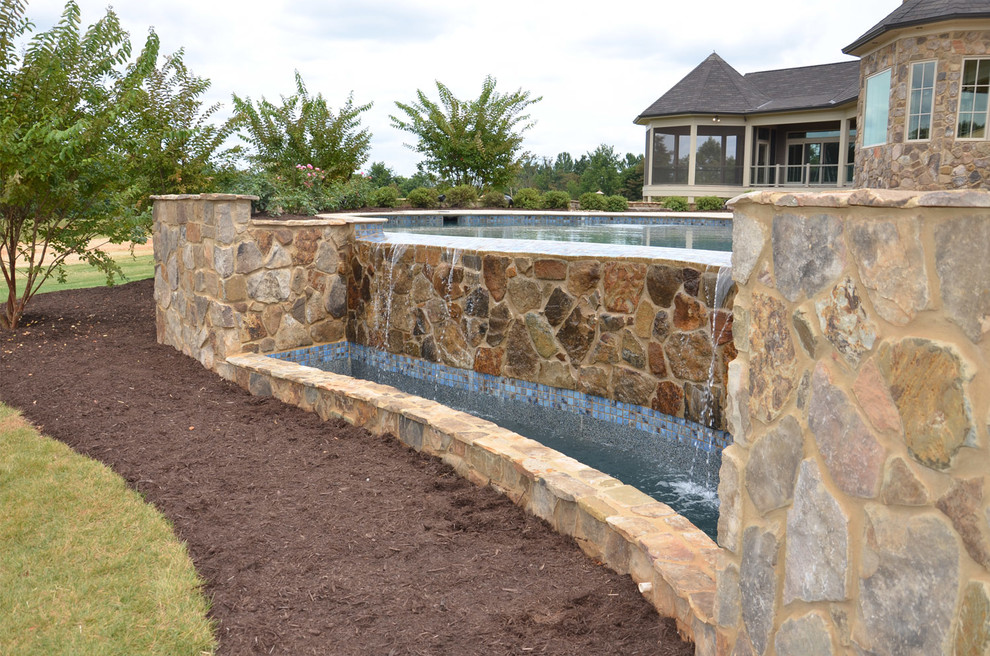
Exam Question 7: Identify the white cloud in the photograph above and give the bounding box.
[26,0,897,176]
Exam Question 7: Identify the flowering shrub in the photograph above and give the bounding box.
[294,163,326,188]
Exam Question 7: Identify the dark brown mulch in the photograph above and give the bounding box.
[0,279,693,656]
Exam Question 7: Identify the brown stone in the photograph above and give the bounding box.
[748,292,797,423]
[955,581,990,656]
[936,478,990,569]
[599,314,628,332]
[239,312,267,342]
[577,366,609,398]
[652,381,685,416]
[504,321,539,379]
[292,228,320,265]
[815,277,877,366]
[250,229,273,256]
[653,310,671,341]
[431,263,464,300]
[539,361,576,390]
[633,303,654,338]
[482,255,509,302]
[853,358,902,433]
[544,287,574,327]
[646,265,684,307]
[437,322,472,369]
[533,259,567,280]
[473,347,503,375]
[648,342,668,376]
[673,292,707,331]
[310,319,344,343]
[880,457,930,506]
[590,332,619,364]
[486,303,511,346]
[876,338,973,470]
[664,332,713,383]
[682,268,701,297]
[612,368,654,405]
[525,313,558,358]
[567,260,601,295]
[507,277,541,313]
[620,332,646,369]
[556,304,597,363]
[602,262,646,314]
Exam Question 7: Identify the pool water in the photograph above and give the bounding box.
[383,223,732,252]
[315,356,721,539]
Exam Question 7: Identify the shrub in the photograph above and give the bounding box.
[514,188,543,210]
[662,196,689,212]
[543,190,571,210]
[605,195,629,212]
[480,190,509,208]
[446,184,479,208]
[335,175,375,210]
[407,187,439,209]
[370,185,400,208]
[579,192,607,211]
[695,196,726,211]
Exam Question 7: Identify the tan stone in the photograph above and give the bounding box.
[567,260,601,296]
[634,302,655,338]
[880,457,930,506]
[853,358,902,433]
[747,292,797,423]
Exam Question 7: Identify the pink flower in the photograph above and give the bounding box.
[307,164,314,170]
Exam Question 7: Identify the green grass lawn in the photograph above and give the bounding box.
[2,254,155,299]
[0,403,216,656]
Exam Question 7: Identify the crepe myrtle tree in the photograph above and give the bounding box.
[390,75,541,190]
[0,0,162,330]
[231,72,372,181]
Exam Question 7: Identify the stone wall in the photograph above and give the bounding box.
[153,195,359,374]
[348,239,735,431]
[855,29,990,190]
[718,189,990,655]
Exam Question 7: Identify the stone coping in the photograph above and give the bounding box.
[728,187,990,209]
[150,193,260,201]
[358,209,733,220]
[366,232,732,268]
[248,215,388,227]
[223,351,720,649]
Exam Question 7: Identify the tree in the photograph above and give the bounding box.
[579,144,621,195]
[390,75,541,190]
[0,0,160,330]
[618,153,645,200]
[232,72,372,180]
[367,161,396,188]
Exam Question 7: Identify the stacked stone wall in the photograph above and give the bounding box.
[718,189,990,655]
[152,195,355,373]
[348,239,735,431]
[855,28,990,190]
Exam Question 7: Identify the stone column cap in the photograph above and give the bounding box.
[727,188,990,210]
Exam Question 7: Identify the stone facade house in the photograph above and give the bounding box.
[636,0,990,200]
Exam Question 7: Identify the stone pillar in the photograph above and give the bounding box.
[718,189,990,656]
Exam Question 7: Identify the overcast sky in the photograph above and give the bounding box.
[28,0,896,176]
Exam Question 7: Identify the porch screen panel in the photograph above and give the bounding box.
[651,127,689,184]
[695,126,745,185]
[863,69,891,146]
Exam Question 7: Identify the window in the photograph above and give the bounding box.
[651,127,690,184]
[908,61,935,140]
[694,126,744,185]
[863,69,891,147]
[958,59,990,139]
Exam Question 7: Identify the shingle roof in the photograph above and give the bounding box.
[844,0,990,54]
[635,55,860,122]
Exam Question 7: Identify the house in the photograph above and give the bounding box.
[635,0,990,200]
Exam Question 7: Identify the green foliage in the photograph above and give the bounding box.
[579,144,621,195]
[0,0,161,329]
[391,75,541,189]
[335,174,374,210]
[513,187,543,210]
[662,196,689,212]
[579,192,608,211]
[232,71,372,181]
[370,185,400,208]
[407,187,439,209]
[367,161,396,188]
[542,190,571,210]
[480,190,509,208]
[605,195,629,212]
[695,195,727,211]
[618,155,644,200]
[446,184,478,208]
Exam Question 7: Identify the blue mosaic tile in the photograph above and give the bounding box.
[269,341,729,454]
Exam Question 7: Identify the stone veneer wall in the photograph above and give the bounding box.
[718,189,990,655]
[855,28,990,190]
[152,194,358,372]
[349,239,735,431]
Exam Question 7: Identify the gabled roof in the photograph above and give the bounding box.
[844,0,990,55]
[635,55,860,122]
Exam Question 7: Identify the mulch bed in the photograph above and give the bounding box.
[0,279,693,656]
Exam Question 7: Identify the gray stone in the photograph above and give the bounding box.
[715,558,740,628]
[556,304,597,364]
[784,459,850,604]
[507,277,542,313]
[274,313,312,350]
[876,338,973,470]
[748,293,797,423]
[815,277,877,366]
[646,264,684,307]
[745,414,803,514]
[324,275,347,318]
[436,321,473,369]
[774,613,835,656]
[314,239,340,273]
[792,308,818,358]
[880,457,930,506]
[935,215,990,343]
[936,477,990,570]
[213,245,234,279]
[166,252,179,290]
[264,242,293,268]
[740,525,778,656]
[235,241,265,274]
[612,368,653,405]
[717,446,745,553]
[544,286,574,327]
[246,270,291,303]
[524,313,558,358]
[726,360,751,446]
[855,505,959,656]
[216,208,236,244]
[848,218,928,326]
[808,363,885,498]
[954,581,990,656]
[620,332,646,368]
[772,212,845,302]
[464,287,490,318]
[732,212,767,285]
